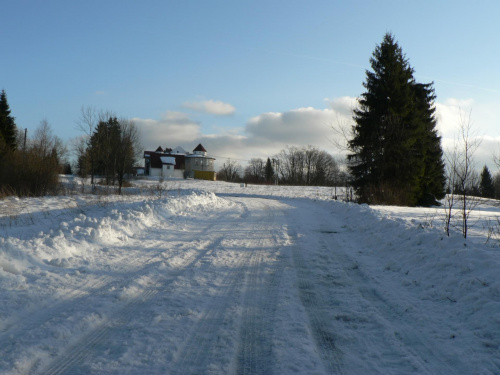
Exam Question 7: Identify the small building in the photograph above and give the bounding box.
[134,167,145,176]
[144,144,216,180]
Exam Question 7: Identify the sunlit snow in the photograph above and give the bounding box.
[0,177,499,374]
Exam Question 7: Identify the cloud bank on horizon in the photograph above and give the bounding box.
[134,97,354,163]
[134,96,500,170]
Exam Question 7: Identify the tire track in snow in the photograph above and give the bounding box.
[289,227,344,374]
[170,198,284,374]
[169,235,257,373]
[236,203,284,375]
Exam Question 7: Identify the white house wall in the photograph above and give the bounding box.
[161,165,184,178]
[173,170,184,178]
[149,167,162,177]
[150,166,184,178]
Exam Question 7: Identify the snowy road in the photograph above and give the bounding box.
[1,191,498,374]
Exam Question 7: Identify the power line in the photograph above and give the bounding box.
[210,154,252,163]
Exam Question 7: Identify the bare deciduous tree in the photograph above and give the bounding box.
[75,106,116,186]
[17,119,65,196]
[244,158,266,183]
[217,159,242,182]
[272,145,340,187]
[330,113,355,152]
[444,110,482,238]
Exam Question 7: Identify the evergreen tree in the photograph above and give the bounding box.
[0,89,18,150]
[88,117,121,185]
[348,33,445,206]
[265,157,274,183]
[479,165,495,198]
[413,83,446,205]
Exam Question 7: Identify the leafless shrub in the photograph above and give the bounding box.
[485,218,499,246]
[149,182,169,199]
[422,212,438,229]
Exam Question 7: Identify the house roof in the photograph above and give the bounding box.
[193,143,207,152]
[171,146,187,155]
[155,146,164,152]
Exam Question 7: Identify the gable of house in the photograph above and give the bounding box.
[193,143,207,153]
[171,146,187,155]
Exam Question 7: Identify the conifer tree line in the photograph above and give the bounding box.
[348,33,446,206]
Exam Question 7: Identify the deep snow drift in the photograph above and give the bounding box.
[0,177,499,374]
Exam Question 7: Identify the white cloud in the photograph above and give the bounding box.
[435,98,475,138]
[435,98,500,171]
[182,100,236,116]
[246,106,347,147]
[324,96,358,117]
[475,135,500,170]
[243,98,356,159]
[132,111,202,149]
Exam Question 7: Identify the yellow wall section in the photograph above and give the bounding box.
[194,170,216,181]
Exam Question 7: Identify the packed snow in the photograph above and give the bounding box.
[1,177,499,374]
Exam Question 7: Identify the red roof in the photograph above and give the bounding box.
[193,143,207,152]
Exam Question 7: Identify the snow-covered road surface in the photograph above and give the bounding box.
[1,187,499,374]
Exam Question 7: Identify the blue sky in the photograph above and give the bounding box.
[2,0,500,168]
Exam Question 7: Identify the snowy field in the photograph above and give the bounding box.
[1,177,500,374]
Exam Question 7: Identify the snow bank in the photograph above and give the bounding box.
[0,190,231,291]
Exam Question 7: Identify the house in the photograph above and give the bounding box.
[143,144,216,181]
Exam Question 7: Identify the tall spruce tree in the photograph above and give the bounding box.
[479,165,495,198]
[265,157,274,183]
[0,89,18,150]
[348,33,445,206]
[88,117,121,185]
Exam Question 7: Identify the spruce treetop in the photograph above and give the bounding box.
[0,89,18,150]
